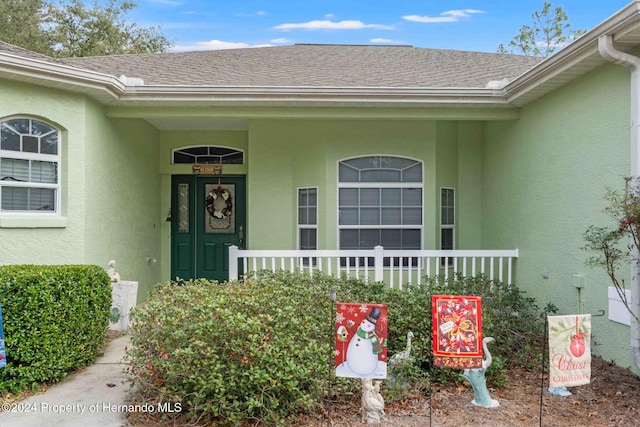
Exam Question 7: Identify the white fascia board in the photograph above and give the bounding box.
[116,85,510,107]
[0,52,124,101]
[504,1,640,106]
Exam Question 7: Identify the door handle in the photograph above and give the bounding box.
[239,225,244,248]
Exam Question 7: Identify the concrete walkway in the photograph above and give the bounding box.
[0,334,132,427]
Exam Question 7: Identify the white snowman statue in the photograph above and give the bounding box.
[346,306,383,376]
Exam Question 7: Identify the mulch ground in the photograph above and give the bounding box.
[294,357,640,427]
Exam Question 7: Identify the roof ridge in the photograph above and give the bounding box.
[294,43,414,48]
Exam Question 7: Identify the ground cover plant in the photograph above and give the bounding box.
[126,271,547,426]
[0,264,111,394]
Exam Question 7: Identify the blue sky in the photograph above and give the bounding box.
[125,0,632,53]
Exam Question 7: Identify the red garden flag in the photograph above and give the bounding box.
[335,303,388,379]
[548,314,591,388]
[432,295,483,369]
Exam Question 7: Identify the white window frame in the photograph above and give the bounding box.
[171,145,245,165]
[337,155,424,252]
[440,187,455,266]
[297,187,318,250]
[0,117,61,215]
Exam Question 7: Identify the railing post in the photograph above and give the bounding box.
[229,245,239,281]
[374,245,384,282]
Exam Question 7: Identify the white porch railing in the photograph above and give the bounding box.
[228,246,518,289]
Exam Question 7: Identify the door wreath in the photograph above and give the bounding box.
[206,187,233,219]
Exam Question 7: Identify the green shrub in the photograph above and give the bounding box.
[127,271,546,426]
[0,265,111,393]
[127,275,339,426]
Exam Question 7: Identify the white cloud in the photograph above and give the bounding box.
[257,11,267,16]
[270,38,291,44]
[403,9,485,23]
[370,38,404,44]
[274,20,394,31]
[170,40,273,52]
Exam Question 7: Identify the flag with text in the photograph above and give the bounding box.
[548,314,591,388]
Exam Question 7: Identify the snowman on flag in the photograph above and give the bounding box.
[335,303,387,379]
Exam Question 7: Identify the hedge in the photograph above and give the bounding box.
[126,271,546,426]
[0,264,111,393]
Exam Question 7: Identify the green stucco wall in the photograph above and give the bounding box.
[482,63,635,371]
[152,119,484,281]
[435,121,483,249]
[0,80,494,317]
[0,80,87,261]
[247,119,449,250]
[0,80,163,300]
[83,116,162,298]
[457,122,483,249]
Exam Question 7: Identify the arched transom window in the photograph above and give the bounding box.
[338,155,423,250]
[0,117,60,213]
[173,146,244,164]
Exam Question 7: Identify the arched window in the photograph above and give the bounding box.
[0,117,61,213]
[338,155,423,250]
[172,146,244,164]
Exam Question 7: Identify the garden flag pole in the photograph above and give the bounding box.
[0,305,5,368]
[547,314,591,388]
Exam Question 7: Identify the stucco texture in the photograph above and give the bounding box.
[482,62,636,372]
[245,119,472,251]
[0,81,87,263]
[0,81,163,299]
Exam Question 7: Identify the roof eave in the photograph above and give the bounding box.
[0,42,523,109]
[4,2,640,111]
[0,53,518,109]
[112,85,511,108]
[0,52,124,102]
[504,1,640,106]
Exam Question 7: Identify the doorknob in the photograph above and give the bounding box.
[239,225,244,248]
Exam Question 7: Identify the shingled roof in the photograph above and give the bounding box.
[55,44,543,88]
[3,3,640,109]
[0,41,66,65]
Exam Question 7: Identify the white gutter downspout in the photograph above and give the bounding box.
[598,34,640,371]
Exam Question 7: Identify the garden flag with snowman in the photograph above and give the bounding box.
[335,303,388,379]
[548,314,591,388]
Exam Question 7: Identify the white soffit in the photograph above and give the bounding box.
[144,117,249,130]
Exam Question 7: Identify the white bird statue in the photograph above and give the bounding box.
[389,331,414,366]
[373,380,385,409]
[481,336,495,369]
[106,260,120,283]
[461,336,500,408]
[361,378,385,424]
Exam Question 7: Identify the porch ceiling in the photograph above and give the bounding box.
[143,117,249,131]
[105,105,523,128]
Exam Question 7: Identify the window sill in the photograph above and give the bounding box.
[0,215,68,228]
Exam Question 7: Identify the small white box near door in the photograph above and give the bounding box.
[109,280,138,332]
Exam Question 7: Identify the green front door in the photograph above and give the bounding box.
[171,175,246,282]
